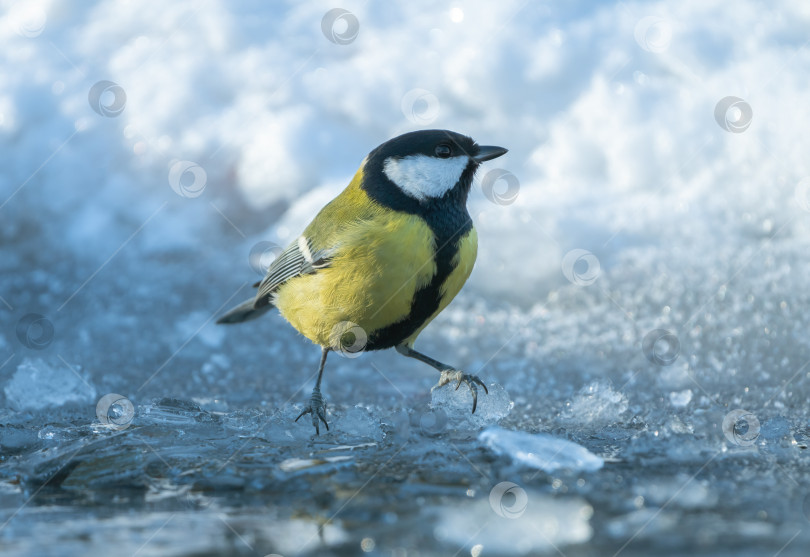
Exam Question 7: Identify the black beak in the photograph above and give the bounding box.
[473,145,508,163]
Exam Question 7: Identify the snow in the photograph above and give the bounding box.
[3,0,810,555]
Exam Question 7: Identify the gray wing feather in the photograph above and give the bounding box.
[254,236,333,306]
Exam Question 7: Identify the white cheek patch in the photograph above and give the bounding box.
[383,154,470,201]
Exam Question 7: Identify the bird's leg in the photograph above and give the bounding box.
[395,344,488,414]
[295,347,330,434]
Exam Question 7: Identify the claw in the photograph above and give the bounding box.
[295,387,329,434]
[436,370,490,414]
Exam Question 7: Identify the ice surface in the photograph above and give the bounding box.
[4,358,96,411]
[479,426,604,473]
[435,493,593,555]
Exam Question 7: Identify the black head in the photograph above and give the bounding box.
[363,130,507,206]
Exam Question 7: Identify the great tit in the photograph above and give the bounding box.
[218,129,508,434]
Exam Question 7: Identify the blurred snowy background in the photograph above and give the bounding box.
[2,0,810,556]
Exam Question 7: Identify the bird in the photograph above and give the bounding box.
[217,129,508,434]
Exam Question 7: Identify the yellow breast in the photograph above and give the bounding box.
[274,210,438,346]
[272,165,477,350]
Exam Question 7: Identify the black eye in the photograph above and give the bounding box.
[435,144,452,158]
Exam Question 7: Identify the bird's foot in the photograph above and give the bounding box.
[294,387,329,435]
[432,369,489,414]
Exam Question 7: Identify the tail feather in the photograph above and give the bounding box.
[216,298,272,324]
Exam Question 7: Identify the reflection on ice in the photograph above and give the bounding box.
[435,492,593,555]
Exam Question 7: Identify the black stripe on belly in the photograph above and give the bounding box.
[360,153,478,350]
[365,203,472,351]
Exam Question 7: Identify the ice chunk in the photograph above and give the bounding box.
[666,415,694,434]
[560,380,628,427]
[140,397,215,425]
[332,404,383,441]
[669,389,693,407]
[383,408,412,439]
[429,381,512,430]
[4,358,96,411]
[479,426,604,473]
[435,491,593,555]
